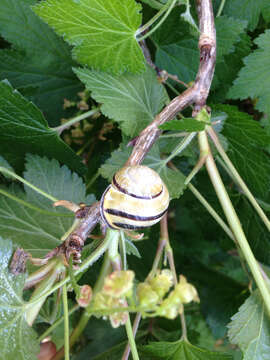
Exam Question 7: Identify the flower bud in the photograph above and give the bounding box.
[158,297,183,319]
[175,275,200,304]
[148,269,173,299]
[109,298,129,328]
[103,270,134,298]
[136,283,159,307]
[77,285,92,308]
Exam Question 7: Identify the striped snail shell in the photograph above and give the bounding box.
[100,165,170,230]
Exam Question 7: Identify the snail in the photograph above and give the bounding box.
[100,165,170,230]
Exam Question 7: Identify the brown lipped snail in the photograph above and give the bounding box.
[100,165,170,230]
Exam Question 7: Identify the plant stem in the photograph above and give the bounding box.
[137,0,177,41]
[125,316,140,360]
[38,305,79,342]
[31,236,111,306]
[86,171,100,190]
[122,313,142,360]
[198,130,270,316]
[53,109,99,135]
[163,133,196,165]
[188,183,234,241]
[216,0,226,17]
[0,167,58,202]
[62,283,70,360]
[207,126,270,231]
[52,252,111,360]
[140,0,164,10]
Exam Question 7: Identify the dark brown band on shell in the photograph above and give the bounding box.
[104,207,168,222]
[112,175,163,200]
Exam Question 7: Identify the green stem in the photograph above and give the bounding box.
[207,127,270,231]
[52,251,112,360]
[69,256,81,299]
[187,183,234,241]
[108,228,121,270]
[198,131,270,316]
[137,0,177,41]
[140,0,164,10]
[53,109,99,135]
[216,0,226,16]
[30,236,111,306]
[38,305,80,342]
[62,283,70,360]
[164,133,196,165]
[125,316,140,360]
[0,189,71,217]
[0,167,57,202]
[86,171,100,190]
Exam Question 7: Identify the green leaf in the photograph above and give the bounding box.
[0,237,39,360]
[34,0,145,74]
[228,30,270,115]
[0,156,14,179]
[228,290,270,360]
[0,80,86,174]
[0,0,81,125]
[141,339,232,360]
[216,104,270,198]
[74,66,168,136]
[223,0,267,30]
[262,2,270,22]
[160,118,206,132]
[215,16,247,63]
[0,155,95,256]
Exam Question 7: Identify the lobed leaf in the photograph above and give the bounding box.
[0,155,95,256]
[160,118,206,132]
[228,290,270,360]
[0,237,39,360]
[34,0,145,74]
[141,339,232,359]
[216,104,270,198]
[0,0,82,125]
[74,66,168,137]
[228,30,270,116]
[0,80,86,174]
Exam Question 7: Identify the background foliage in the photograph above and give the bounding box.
[0,0,269,359]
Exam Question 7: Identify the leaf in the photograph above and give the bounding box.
[215,16,247,62]
[74,66,168,137]
[228,30,270,115]
[0,0,82,125]
[34,0,145,74]
[216,104,270,198]
[228,290,270,360]
[262,2,270,22]
[0,155,95,256]
[223,0,267,30]
[0,80,86,174]
[0,156,14,179]
[0,237,39,360]
[160,118,206,132]
[140,339,232,360]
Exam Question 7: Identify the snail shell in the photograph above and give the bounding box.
[100,165,169,230]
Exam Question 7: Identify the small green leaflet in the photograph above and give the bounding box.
[34,0,145,74]
[160,118,206,132]
[217,104,270,198]
[0,155,14,179]
[0,237,39,360]
[0,0,82,125]
[228,290,270,360]
[0,155,95,256]
[228,30,270,116]
[140,339,232,359]
[74,66,168,137]
[0,80,85,174]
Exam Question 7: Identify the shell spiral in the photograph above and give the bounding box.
[100,165,170,230]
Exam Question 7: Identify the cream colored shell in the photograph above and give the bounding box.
[100,165,170,230]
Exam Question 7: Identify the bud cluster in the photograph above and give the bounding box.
[91,270,199,327]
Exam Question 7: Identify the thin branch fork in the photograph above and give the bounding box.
[46,0,217,262]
